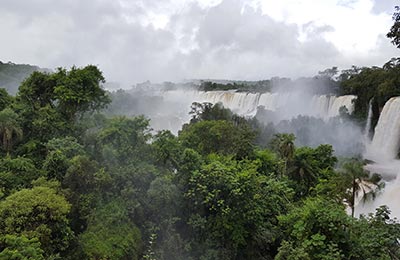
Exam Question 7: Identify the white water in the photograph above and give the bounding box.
[154,90,356,132]
[363,99,373,142]
[358,97,400,218]
[366,97,400,161]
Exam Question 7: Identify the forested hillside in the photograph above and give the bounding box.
[0,61,47,94]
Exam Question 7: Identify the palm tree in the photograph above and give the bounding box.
[340,159,382,217]
[0,108,23,155]
[271,133,295,176]
[289,150,318,197]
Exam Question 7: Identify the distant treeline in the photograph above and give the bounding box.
[198,68,340,95]
[0,61,47,94]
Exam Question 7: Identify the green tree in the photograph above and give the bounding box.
[0,156,41,196]
[0,234,45,260]
[186,155,293,259]
[270,133,295,176]
[15,65,111,146]
[350,206,400,259]
[79,200,142,260]
[387,6,400,48]
[179,120,255,159]
[277,197,350,260]
[152,130,182,169]
[53,65,111,122]
[340,160,382,218]
[97,116,152,164]
[0,186,72,257]
[0,88,13,111]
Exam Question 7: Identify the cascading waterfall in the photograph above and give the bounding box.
[366,97,400,161]
[194,91,356,119]
[358,97,400,218]
[150,89,356,133]
[363,98,373,142]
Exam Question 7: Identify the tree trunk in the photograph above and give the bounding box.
[351,177,356,218]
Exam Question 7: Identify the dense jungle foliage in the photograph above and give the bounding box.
[0,64,399,260]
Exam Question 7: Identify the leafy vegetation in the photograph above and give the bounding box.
[1,48,400,259]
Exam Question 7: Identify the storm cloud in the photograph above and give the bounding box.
[0,0,398,86]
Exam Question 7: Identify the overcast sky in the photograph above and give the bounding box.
[0,0,399,86]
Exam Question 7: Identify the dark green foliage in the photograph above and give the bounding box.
[0,156,41,196]
[0,108,23,155]
[179,120,256,159]
[0,89,13,112]
[186,155,293,259]
[15,65,110,147]
[277,197,350,260]
[199,80,272,92]
[97,115,151,164]
[79,200,142,260]
[387,6,400,48]
[350,206,400,259]
[339,59,400,128]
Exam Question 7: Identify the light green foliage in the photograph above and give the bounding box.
[80,200,142,260]
[186,155,293,259]
[0,186,72,257]
[0,156,41,196]
[277,197,349,260]
[0,234,45,260]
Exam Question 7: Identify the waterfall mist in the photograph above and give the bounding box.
[107,80,363,157]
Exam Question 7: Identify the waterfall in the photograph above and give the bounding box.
[364,99,373,142]
[150,89,357,133]
[367,97,400,161]
[196,91,261,116]
[175,90,357,119]
[326,95,356,117]
[357,97,400,218]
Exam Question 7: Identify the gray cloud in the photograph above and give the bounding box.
[0,0,398,86]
